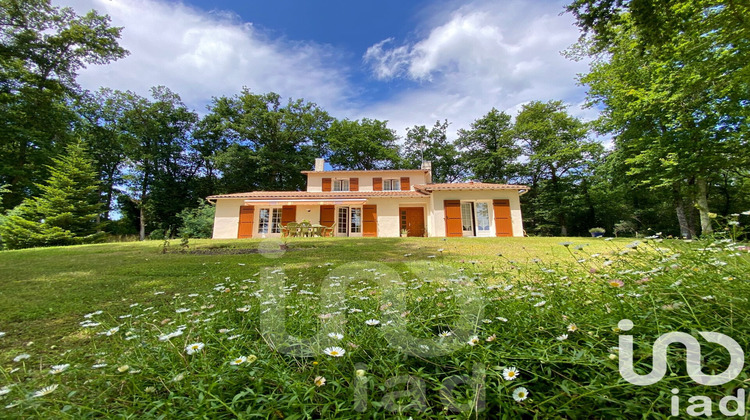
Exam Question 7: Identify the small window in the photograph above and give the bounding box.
[383,179,400,191]
[333,179,349,192]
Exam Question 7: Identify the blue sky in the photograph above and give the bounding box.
[59,0,598,139]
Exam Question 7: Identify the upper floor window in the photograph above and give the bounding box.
[383,179,400,191]
[333,179,349,192]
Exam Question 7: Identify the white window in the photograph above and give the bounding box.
[333,179,349,192]
[258,208,282,234]
[383,179,400,191]
[350,207,362,233]
[475,202,491,233]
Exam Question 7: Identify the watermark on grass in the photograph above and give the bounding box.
[618,319,746,416]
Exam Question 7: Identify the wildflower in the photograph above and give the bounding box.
[609,353,618,360]
[31,384,59,398]
[512,387,529,402]
[557,334,568,341]
[486,334,497,342]
[175,308,191,314]
[503,367,519,381]
[609,279,624,288]
[0,387,10,396]
[246,355,257,363]
[104,327,119,336]
[559,242,573,247]
[323,346,346,357]
[13,354,30,363]
[185,342,205,355]
[355,369,367,377]
[496,317,508,322]
[49,364,70,375]
[117,365,130,373]
[92,363,107,369]
[230,356,247,366]
[439,331,453,338]
[365,319,380,326]
[534,301,546,307]
[314,376,326,387]
[567,324,578,333]
[467,336,480,346]
[236,306,251,312]
[158,329,184,341]
[327,332,344,340]
[145,386,156,393]
[172,373,185,382]
[227,334,242,340]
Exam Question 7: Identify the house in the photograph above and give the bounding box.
[207,159,529,238]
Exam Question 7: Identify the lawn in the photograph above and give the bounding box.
[0,236,748,418]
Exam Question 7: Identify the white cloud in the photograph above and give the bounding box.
[56,0,353,111]
[360,0,596,138]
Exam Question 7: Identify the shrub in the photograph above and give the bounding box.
[177,200,215,238]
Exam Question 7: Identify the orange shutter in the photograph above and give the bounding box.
[320,205,335,227]
[400,177,410,191]
[322,178,332,192]
[444,200,462,237]
[238,206,255,238]
[493,199,513,237]
[373,177,382,191]
[363,205,377,237]
[281,206,296,226]
[350,177,359,191]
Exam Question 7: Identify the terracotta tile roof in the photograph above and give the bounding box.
[413,182,530,192]
[208,190,429,199]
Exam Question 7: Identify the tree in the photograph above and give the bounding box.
[204,90,332,193]
[0,142,104,249]
[323,118,401,170]
[177,200,215,239]
[513,101,602,236]
[117,87,199,240]
[456,109,520,183]
[574,8,749,237]
[403,120,462,182]
[0,0,128,208]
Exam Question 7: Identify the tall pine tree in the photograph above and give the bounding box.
[0,142,104,249]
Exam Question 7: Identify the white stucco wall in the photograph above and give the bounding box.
[305,171,428,192]
[212,199,244,239]
[429,190,525,237]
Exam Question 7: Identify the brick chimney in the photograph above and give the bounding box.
[314,158,325,172]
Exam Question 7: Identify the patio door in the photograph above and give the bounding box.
[461,202,475,236]
[336,207,363,237]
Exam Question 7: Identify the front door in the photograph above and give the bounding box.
[400,207,425,237]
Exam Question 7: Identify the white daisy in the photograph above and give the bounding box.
[49,364,70,375]
[105,327,119,336]
[557,334,568,341]
[92,363,108,369]
[0,386,10,396]
[438,331,453,338]
[117,365,130,373]
[327,332,344,340]
[158,329,184,341]
[314,376,326,387]
[323,346,346,357]
[502,367,519,381]
[31,384,59,398]
[230,356,247,366]
[534,301,547,307]
[185,342,205,355]
[496,317,509,322]
[13,354,30,362]
[512,387,529,402]
[467,336,480,346]
[236,306,251,312]
[567,324,578,332]
[365,319,380,326]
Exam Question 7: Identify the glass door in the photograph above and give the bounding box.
[474,202,491,236]
[337,207,349,236]
[461,202,475,236]
[336,207,362,237]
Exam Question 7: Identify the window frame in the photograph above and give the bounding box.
[383,179,400,191]
[333,179,350,192]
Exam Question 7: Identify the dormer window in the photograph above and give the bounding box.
[383,179,400,191]
[333,179,350,192]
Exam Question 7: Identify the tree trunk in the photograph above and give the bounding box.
[696,178,713,235]
[673,185,691,239]
[139,205,146,241]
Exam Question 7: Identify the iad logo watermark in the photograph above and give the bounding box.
[618,319,746,417]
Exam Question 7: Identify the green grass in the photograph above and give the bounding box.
[0,236,748,418]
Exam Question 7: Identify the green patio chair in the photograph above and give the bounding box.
[284,222,299,237]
